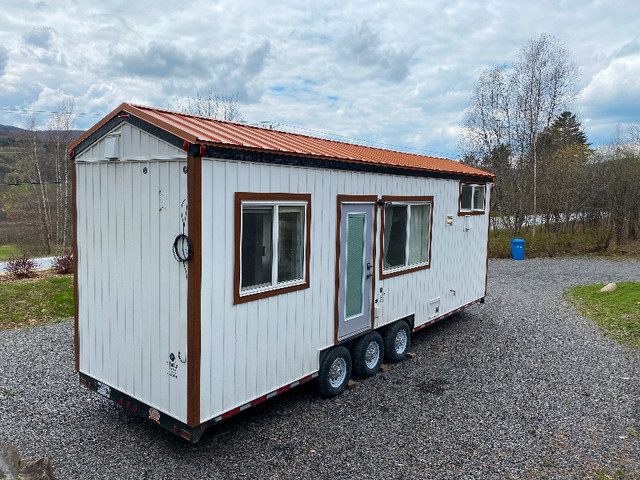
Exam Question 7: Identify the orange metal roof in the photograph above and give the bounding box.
[71,103,494,180]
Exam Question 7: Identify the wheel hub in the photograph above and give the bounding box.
[395,330,407,354]
[328,357,347,387]
[365,341,380,369]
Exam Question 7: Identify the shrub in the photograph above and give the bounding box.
[52,251,74,274]
[6,253,37,279]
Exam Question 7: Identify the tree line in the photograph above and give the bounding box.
[460,34,640,255]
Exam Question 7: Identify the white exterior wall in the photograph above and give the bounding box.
[77,123,185,161]
[199,158,491,422]
[76,127,189,422]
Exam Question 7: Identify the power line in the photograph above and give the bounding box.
[254,121,458,160]
[0,107,102,118]
[0,182,71,186]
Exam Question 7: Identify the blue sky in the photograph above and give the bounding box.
[0,0,638,158]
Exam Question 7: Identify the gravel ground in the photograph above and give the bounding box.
[1,257,639,479]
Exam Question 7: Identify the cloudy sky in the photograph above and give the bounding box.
[0,0,638,158]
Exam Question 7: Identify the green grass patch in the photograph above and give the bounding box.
[0,275,74,329]
[565,282,640,349]
[0,244,22,261]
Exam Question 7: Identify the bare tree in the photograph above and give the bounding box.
[21,114,53,254]
[514,34,580,233]
[46,98,75,249]
[171,92,244,122]
[609,124,640,241]
[461,34,579,235]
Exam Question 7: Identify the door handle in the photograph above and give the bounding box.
[366,262,373,270]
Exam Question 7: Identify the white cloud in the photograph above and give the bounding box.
[0,0,639,155]
[581,54,640,118]
[0,45,8,76]
[579,53,640,144]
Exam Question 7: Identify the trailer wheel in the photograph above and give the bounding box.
[352,331,384,378]
[317,346,352,398]
[383,320,411,363]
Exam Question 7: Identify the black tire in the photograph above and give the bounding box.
[317,346,352,398]
[352,331,384,378]
[383,320,411,363]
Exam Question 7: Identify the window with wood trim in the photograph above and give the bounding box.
[459,183,486,215]
[381,196,433,278]
[234,193,311,304]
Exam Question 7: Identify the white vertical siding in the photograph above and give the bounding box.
[78,147,489,426]
[75,123,185,162]
[76,159,189,422]
[199,159,490,422]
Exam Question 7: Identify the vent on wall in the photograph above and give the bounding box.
[104,132,121,160]
[428,297,441,319]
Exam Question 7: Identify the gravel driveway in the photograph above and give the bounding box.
[1,257,639,479]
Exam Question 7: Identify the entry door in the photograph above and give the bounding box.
[337,202,375,340]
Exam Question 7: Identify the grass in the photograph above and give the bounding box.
[565,282,640,349]
[0,244,22,261]
[0,275,74,329]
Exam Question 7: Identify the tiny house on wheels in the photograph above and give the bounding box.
[70,103,494,442]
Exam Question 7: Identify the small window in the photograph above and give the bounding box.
[459,183,485,215]
[381,196,433,278]
[235,193,311,304]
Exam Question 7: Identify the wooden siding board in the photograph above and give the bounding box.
[76,166,88,372]
[139,162,151,403]
[107,164,118,385]
[147,164,162,408]
[199,160,213,421]
[222,161,237,412]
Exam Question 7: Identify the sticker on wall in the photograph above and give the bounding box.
[96,382,111,398]
[378,287,386,304]
[149,408,161,424]
[167,353,179,379]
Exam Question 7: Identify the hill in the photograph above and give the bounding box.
[0,124,85,185]
[0,124,84,142]
[0,124,24,133]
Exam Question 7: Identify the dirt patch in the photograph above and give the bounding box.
[0,270,71,285]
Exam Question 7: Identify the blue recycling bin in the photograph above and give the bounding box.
[511,239,525,260]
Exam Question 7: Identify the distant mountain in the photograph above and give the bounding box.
[0,124,25,133]
[0,124,85,142]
